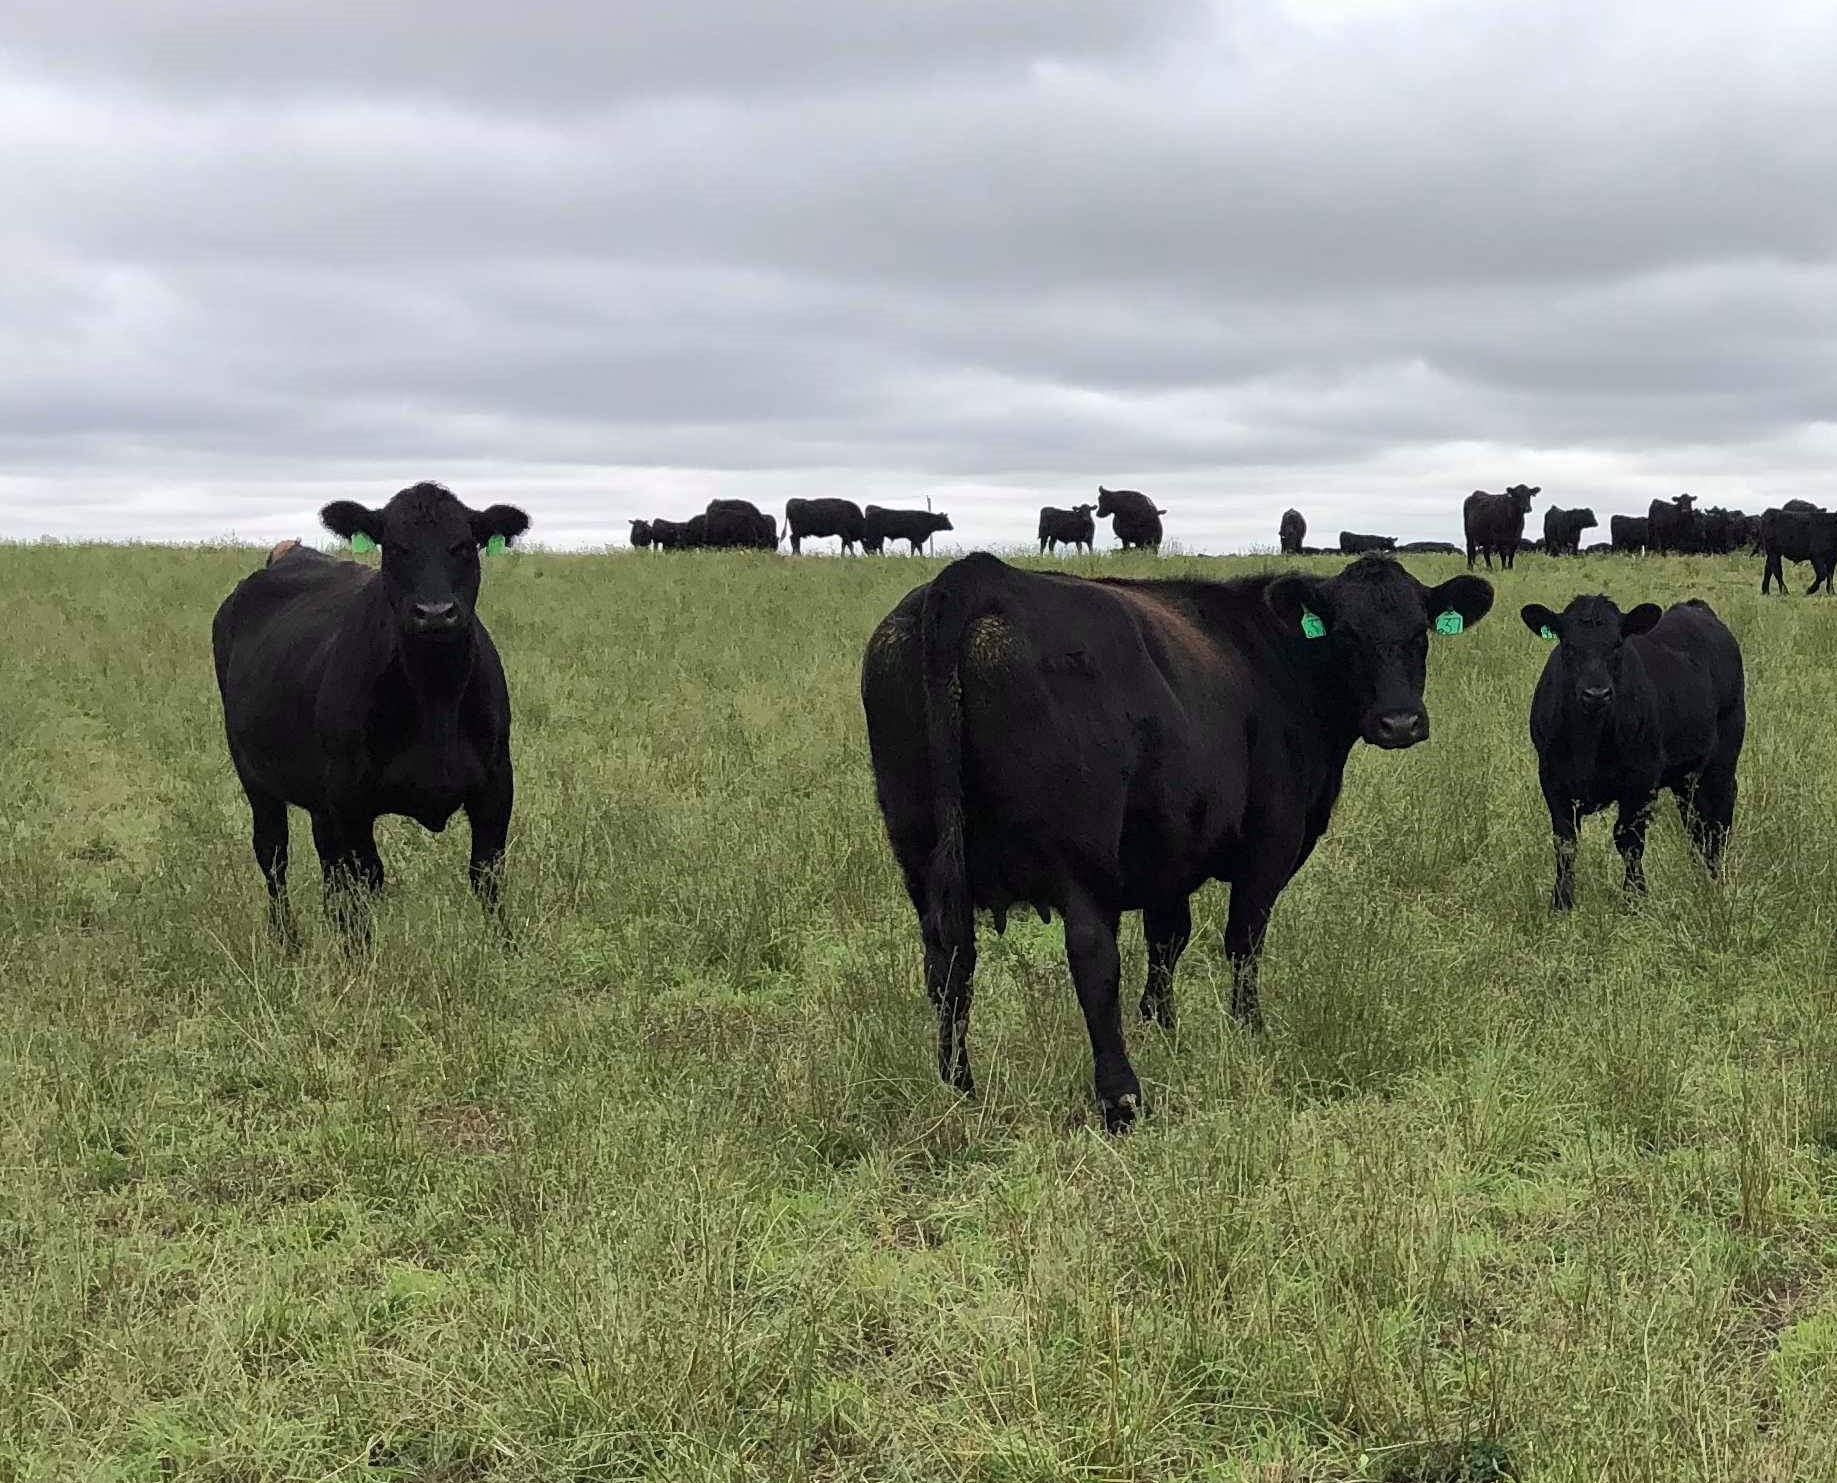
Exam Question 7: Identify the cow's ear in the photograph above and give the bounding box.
[1428,574,1494,631]
[321,501,382,546]
[471,504,531,549]
[1620,602,1663,638]
[1528,486,1542,497]
[1267,573,1328,635]
[1521,603,1561,640]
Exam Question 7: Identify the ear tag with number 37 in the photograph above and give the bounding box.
[350,532,376,555]
[1434,610,1464,636]
[1300,609,1326,639]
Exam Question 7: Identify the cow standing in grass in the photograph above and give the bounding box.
[1521,595,1744,911]
[1647,494,1702,555]
[1760,503,1837,595]
[1096,487,1165,551]
[1279,509,1306,555]
[1037,504,1097,555]
[783,498,865,555]
[212,482,529,940]
[1610,515,1648,553]
[1464,485,1539,570]
[1543,506,1598,556]
[1339,532,1396,554]
[862,552,1493,1130]
[864,506,953,554]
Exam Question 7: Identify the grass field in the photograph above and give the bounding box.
[5,540,1837,1482]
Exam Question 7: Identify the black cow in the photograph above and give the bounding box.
[783,497,865,555]
[1543,506,1598,556]
[1584,542,1614,554]
[703,498,777,550]
[1698,507,1754,555]
[1038,504,1097,555]
[1096,487,1165,551]
[212,482,529,940]
[1279,509,1306,555]
[1395,540,1462,555]
[629,519,654,550]
[1610,515,1649,553]
[1521,595,1743,911]
[864,505,953,554]
[861,552,1493,1130]
[1339,532,1397,554]
[1463,485,1539,569]
[1647,494,1701,555]
[647,515,703,550]
[1760,504,1837,595]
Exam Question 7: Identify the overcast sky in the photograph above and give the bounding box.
[5,0,1836,551]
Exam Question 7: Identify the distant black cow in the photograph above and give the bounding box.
[1395,540,1462,555]
[863,506,952,554]
[1037,504,1097,555]
[1096,487,1165,551]
[1584,542,1614,554]
[1463,485,1539,569]
[1610,515,1649,553]
[1760,504,1837,594]
[783,497,865,555]
[1279,509,1306,555]
[703,498,777,550]
[1521,595,1743,911]
[1543,506,1598,556]
[629,519,654,550]
[1647,494,1702,555]
[212,483,529,940]
[648,515,706,550]
[1339,532,1396,554]
[862,552,1493,1130]
[1698,507,1755,555]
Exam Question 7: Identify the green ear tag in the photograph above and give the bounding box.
[1434,610,1464,636]
[1300,609,1326,639]
[1540,625,1557,641]
[349,532,376,555]
[486,534,507,555]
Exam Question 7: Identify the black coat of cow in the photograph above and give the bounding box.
[1610,515,1649,553]
[1096,487,1165,551]
[212,482,529,939]
[703,499,777,550]
[1396,540,1462,555]
[1698,507,1756,555]
[1647,494,1701,555]
[629,519,654,550]
[864,505,953,554]
[1760,504,1837,594]
[1543,506,1598,556]
[1463,485,1539,569]
[1037,504,1097,555]
[1338,532,1397,554]
[783,497,865,555]
[648,515,706,550]
[862,552,1494,1129]
[1279,509,1306,555]
[1522,595,1743,911]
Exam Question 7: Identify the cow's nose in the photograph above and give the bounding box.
[411,600,459,628]
[1371,709,1429,749]
[1580,684,1612,707]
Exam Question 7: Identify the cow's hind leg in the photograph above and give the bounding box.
[1614,794,1655,898]
[243,781,296,944]
[1681,763,1738,878]
[1063,894,1139,1132]
[1140,897,1191,1029]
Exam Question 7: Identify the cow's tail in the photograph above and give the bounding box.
[917,555,992,955]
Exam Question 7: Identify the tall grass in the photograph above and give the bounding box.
[2,540,1835,1480]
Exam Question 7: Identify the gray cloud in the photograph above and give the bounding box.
[4,0,1837,551]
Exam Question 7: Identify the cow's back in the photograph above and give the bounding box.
[1634,601,1744,775]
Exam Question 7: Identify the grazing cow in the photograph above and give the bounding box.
[862,552,1493,1129]
[1584,542,1614,554]
[703,498,777,550]
[864,505,953,554]
[648,515,705,550]
[1759,504,1837,595]
[212,482,528,940]
[629,519,654,550]
[783,497,865,555]
[1037,504,1097,555]
[1543,506,1599,556]
[1610,515,1649,553]
[1096,487,1165,551]
[1279,509,1306,555]
[1395,540,1462,555]
[1463,485,1539,569]
[1646,494,1702,555]
[1522,595,1743,911]
[1339,532,1397,554]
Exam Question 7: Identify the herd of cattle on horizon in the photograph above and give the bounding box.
[211,477,1804,1126]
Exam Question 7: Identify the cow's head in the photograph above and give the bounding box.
[1074,503,1096,517]
[1268,556,1493,749]
[321,482,529,641]
[1575,508,1599,529]
[1673,493,1697,510]
[629,518,653,548]
[928,512,954,535]
[1096,487,1119,517]
[1521,595,1661,715]
[1506,484,1541,513]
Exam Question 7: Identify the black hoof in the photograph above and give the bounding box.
[1100,1092,1143,1134]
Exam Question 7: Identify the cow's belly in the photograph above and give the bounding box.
[368,745,488,831]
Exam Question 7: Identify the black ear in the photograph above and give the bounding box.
[321,500,382,543]
[1267,572,1328,633]
[471,504,531,548]
[1521,603,1561,639]
[1429,574,1494,629]
[1621,602,1663,637]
